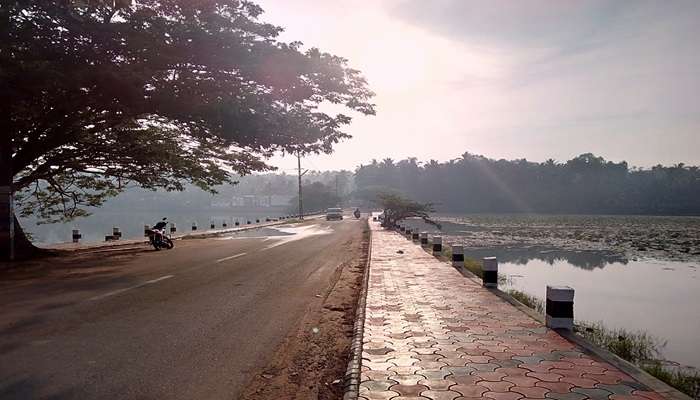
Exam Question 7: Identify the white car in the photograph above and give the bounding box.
[326,208,343,220]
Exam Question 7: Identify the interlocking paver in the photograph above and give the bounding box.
[358,223,667,400]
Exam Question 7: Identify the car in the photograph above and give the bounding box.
[326,207,343,220]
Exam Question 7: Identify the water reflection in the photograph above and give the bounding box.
[462,247,627,270]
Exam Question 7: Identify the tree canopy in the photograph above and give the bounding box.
[1,0,374,257]
[355,153,700,216]
[376,192,434,228]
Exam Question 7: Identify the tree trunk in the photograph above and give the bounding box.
[0,134,39,261]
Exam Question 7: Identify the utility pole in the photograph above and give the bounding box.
[297,152,308,219]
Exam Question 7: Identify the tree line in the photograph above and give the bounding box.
[353,153,700,215]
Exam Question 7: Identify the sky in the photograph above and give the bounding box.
[258,0,700,172]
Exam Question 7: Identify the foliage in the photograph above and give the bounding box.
[288,182,340,214]
[375,193,433,227]
[3,0,375,224]
[354,153,700,215]
[575,321,665,364]
[507,289,545,314]
[642,362,700,399]
[463,257,484,278]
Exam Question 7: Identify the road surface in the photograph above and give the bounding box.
[0,217,366,400]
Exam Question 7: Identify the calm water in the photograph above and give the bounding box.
[400,214,700,370]
[468,248,699,370]
[21,209,289,245]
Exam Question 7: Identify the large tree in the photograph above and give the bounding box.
[1,0,375,259]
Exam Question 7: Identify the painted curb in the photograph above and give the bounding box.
[343,222,372,400]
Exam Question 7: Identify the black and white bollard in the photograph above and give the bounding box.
[144,224,150,237]
[420,232,428,246]
[451,245,464,267]
[482,257,498,288]
[235,220,240,226]
[399,224,405,233]
[256,218,260,223]
[112,226,121,240]
[192,222,198,231]
[247,220,251,225]
[412,231,419,241]
[546,286,574,330]
[405,228,412,239]
[72,228,81,243]
[222,220,228,228]
[210,220,215,230]
[170,223,177,234]
[432,236,442,254]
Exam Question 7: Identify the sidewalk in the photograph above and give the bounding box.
[359,222,666,400]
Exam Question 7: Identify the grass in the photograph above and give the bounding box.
[507,289,544,314]
[463,257,483,278]
[575,321,665,364]
[642,362,700,399]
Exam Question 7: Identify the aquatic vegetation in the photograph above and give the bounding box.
[642,362,700,399]
[507,289,544,314]
[575,321,665,364]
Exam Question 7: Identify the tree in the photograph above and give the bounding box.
[376,192,434,228]
[1,0,375,259]
[288,181,339,214]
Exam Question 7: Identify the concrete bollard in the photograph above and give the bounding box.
[235,220,240,226]
[210,220,215,230]
[420,232,428,246]
[144,224,150,237]
[112,226,121,240]
[432,236,442,254]
[192,222,197,231]
[546,286,574,330]
[72,228,82,243]
[170,223,177,234]
[482,257,498,288]
[451,245,464,267]
[222,220,228,228]
[247,220,251,225]
[256,218,260,223]
[412,231,419,241]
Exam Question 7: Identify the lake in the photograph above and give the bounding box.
[401,214,700,370]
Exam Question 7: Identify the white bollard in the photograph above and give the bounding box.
[482,257,498,288]
[72,228,81,243]
[546,286,575,330]
[451,245,464,267]
[420,232,428,246]
[432,236,442,254]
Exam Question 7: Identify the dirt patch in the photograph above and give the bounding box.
[240,224,370,400]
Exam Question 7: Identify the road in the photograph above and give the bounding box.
[0,217,366,400]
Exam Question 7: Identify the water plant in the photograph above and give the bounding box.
[507,289,544,314]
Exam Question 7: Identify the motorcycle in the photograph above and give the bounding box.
[146,218,174,250]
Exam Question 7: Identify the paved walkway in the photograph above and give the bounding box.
[359,222,666,400]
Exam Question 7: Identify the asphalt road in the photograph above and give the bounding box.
[0,217,366,400]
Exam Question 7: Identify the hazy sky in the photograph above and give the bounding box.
[259,0,700,172]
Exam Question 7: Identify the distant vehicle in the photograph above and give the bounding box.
[326,208,343,221]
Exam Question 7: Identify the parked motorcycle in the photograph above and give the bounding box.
[146,217,174,250]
